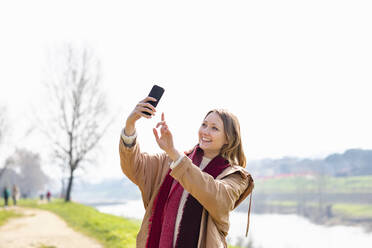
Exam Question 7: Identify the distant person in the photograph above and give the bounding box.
[119,96,254,247]
[2,186,10,207]
[46,191,51,202]
[11,184,19,206]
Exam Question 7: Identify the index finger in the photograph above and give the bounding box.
[161,112,164,122]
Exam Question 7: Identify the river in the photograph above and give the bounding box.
[93,200,372,248]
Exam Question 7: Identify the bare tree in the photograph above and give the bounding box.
[42,44,110,202]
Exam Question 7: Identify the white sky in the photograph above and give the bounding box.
[0,0,371,182]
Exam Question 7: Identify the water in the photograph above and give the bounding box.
[94,200,372,248]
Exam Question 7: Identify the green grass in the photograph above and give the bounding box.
[0,208,23,226]
[19,199,140,248]
[37,245,57,248]
[327,176,372,193]
[332,203,372,218]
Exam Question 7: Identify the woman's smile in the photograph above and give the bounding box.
[201,137,212,144]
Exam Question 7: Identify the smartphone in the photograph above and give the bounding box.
[143,85,165,116]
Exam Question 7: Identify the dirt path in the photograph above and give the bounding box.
[0,207,103,248]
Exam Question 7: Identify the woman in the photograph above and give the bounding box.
[12,184,19,206]
[119,96,254,248]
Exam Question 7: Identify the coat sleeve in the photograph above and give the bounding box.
[119,137,169,208]
[169,156,253,233]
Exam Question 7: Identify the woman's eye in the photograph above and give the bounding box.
[201,123,207,127]
[212,127,218,131]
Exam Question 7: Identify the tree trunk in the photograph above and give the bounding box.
[65,169,74,202]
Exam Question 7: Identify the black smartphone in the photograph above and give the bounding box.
[143,85,165,116]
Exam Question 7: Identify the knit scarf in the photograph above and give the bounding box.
[146,146,230,248]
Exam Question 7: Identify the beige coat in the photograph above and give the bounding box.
[119,137,254,248]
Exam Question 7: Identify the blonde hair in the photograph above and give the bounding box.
[205,109,247,167]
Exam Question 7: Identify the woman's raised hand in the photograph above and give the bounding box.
[153,113,180,161]
[125,96,157,136]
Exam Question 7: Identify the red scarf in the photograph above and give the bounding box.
[146,146,230,248]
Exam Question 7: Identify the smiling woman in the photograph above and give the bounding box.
[119,97,254,248]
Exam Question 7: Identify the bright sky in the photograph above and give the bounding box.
[1,0,371,182]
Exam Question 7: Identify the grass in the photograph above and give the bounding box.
[17,199,241,248]
[37,245,57,248]
[19,199,140,248]
[0,208,23,226]
[332,203,372,218]
[327,176,372,193]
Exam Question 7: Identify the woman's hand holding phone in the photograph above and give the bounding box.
[125,96,157,136]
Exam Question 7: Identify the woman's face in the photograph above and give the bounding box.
[198,112,228,159]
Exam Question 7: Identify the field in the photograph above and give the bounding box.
[250,175,372,223]
[255,175,372,194]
